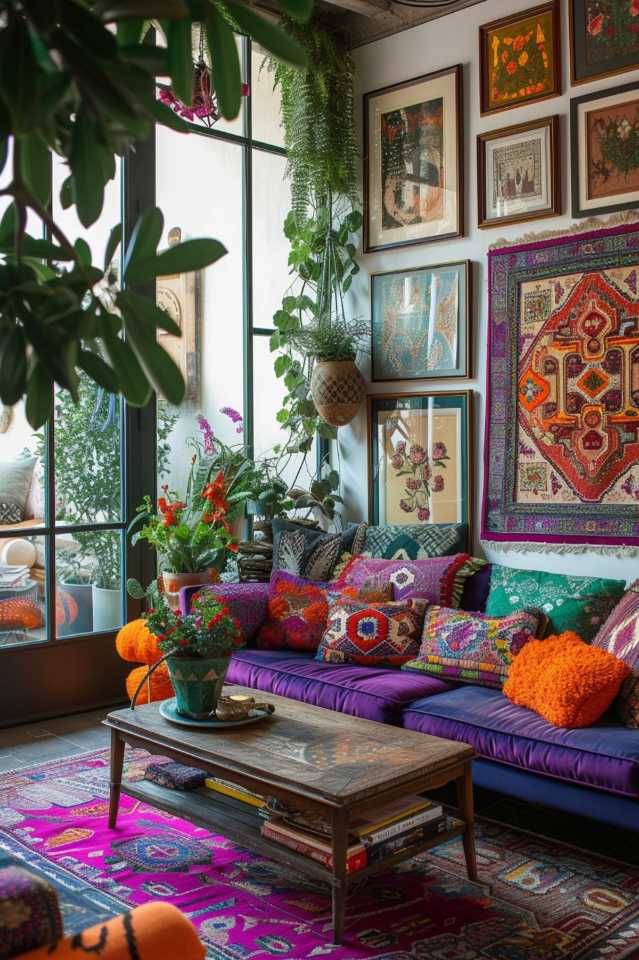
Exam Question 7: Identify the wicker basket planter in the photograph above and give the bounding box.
[310,359,365,427]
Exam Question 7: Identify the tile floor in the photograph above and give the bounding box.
[1,708,638,867]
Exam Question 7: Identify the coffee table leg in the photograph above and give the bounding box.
[108,728,125,829]
[456,761,478,881]
[331,809,348,945]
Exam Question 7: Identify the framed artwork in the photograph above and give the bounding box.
[364,65,463,253]
[482,220,639,549]
[156,226,201,405]
[479,1,561,117]
[370,260,471,382]
[478,116,560,229]
[570,0,639,85]
[571,80,639,219]
[368,390,472,529]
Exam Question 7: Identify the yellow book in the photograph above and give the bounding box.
[205,778,266,809]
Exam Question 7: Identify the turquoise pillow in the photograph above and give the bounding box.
[485,565,625,641]
[363,523,468,560]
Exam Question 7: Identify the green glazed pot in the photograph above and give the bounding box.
[166,654,231,720]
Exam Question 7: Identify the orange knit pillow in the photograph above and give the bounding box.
[116,618,161,664]
[125,663,173,704]
[504,631,630,728]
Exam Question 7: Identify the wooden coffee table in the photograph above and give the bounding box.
[105,688,476,944]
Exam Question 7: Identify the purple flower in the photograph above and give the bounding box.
[399,498,414,513]
[220,406,244,434]
[432,442,447,461]
[406,477,420,491]
[197,414,216,455]
[433,475,445,492]
[417,507,430,522]
[409,444,426,465]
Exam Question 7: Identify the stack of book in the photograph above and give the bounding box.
[260,795,447,874]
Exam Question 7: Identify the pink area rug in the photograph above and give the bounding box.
[1,747,639,959]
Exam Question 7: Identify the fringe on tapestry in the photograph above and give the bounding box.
[481,540,639,558]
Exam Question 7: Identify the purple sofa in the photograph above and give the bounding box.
[181,575,639,831]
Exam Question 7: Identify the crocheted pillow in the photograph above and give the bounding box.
[402,605,546,688]
[503,632,630,728]
[485,566,625,640]
[256,571,391,652]
[336,554,485,608]
[592,580,639,728]
[0,597,44,630]
[315,594,427,666]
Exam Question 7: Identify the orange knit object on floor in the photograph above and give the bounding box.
[125,663,173,704]
[0,598,44,630]
[19,902,205,960]
[116,619,161,664]
[503,631,630,728]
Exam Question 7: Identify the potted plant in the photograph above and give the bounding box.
[91,530,122,632]
[57,552,93,637]
[128,581,243,719]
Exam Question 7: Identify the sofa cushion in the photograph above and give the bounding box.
[316,595,426,666]
[592,579,639,728]
[336,554,483,607]
[363,522,468,559]
[272,519,367,580]
[401,685,639,797]
[227,648,454,724]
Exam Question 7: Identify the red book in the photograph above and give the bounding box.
[261,821,368,873]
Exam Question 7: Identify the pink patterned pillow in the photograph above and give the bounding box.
[336,554,485,608]
[315,594,427,666]
[592,581,639,727]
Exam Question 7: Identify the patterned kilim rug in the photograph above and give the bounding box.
[1,748,639,960]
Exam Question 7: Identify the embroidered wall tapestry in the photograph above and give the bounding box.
[482,220,639,548]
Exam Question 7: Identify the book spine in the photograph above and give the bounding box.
[365,818,447,864]
[205,779,265,808]
[362,805,443,844]
[261,823,367,873]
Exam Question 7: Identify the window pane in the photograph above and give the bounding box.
[156,126,244,492]
[251,45,284,147]
[253,334,316,489]
[0,534,47,647]
[0,400,46,531]
[252,150,291,330]
[56,529,123,636]
[52,154,121,269]
[54,377,122,523]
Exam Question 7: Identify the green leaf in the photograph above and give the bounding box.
[117,19,145,45]
[276,0,313,22]
[102,331,153,406]
[327,469,340,490]
[204,7,241,121]
[70,107,105,227]
[276,409,289,424]
[269,331,280,352]
[59,175,73,210]
[224,1,307,67]
[61,1,118,59]
[21,131,51,206]
[96,0,188,19]
[0,15,39,133]
[120,296,185,405]
[0,325,27,405]
[0,203,17,245]
[78,349,119,392]
[74,238,92,266]
[104,224,122,271]
[123,206,163,278]
[317,421,337,440]
[119,288,181,336]
[0,138,7,177]
[166,17,193,104]
[126,237,226,284]
[25,361,53,429]
[274,354,291,377]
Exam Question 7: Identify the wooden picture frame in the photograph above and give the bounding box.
[569,0,639,86]
[156,227,201,405]
[477,115,561,229]
[479,1,561,117]
[571,80,639,219]
[368,390,473,536]
[363,64,463,254]
[370,260,471,382]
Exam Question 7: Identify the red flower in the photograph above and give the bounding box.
[162,514,177,527]
[506,61,517,75]
[228,542,239,553]
[587,13,603,35]
[632,0,639,16]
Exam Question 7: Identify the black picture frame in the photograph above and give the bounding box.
[570,0,639,85]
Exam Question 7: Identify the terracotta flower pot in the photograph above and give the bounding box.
[162,569,220,594]
[310,359,366,427]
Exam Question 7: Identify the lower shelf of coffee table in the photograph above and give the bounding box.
[120,778,464,886]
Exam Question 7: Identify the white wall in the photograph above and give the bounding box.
[340,0,639,583]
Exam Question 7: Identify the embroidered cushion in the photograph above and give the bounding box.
[592,580,639,728]
[336,554,486,608]
[363,522,468,560]
[315,594,427,666]
[485,565,625,641]
[504,631,630,728]
[272,520,367,581]
[402,605,546,688]
[256,571,390,652]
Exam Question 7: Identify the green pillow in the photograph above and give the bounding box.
[485,565,625,641]
[0,455,36,523]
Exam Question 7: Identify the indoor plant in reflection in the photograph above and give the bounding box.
[129,583,244,719]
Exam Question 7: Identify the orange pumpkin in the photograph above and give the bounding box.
[116,618,162,664]
[56,590,79,626]
[126,663,173,704]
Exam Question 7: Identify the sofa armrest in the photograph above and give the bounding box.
[19,902,205,960]
[0,866,62,959]
[179,582,269,644]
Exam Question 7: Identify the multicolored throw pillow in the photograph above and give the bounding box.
[272,520,367,581]
[402,605,545,687]
[336,554,486,608]
[485,566,625,641]
[363,523,468,560]
[315,594,427,666]
[256,571,391,652]
[504,632,630,729]
[592,580,639,728]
